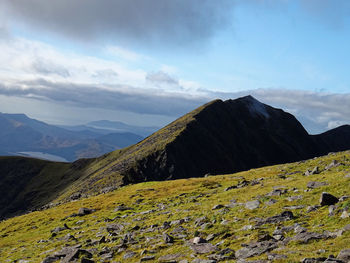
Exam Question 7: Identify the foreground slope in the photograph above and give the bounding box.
[0,151,349,262]
[1,96,350,219]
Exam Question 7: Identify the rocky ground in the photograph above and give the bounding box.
[0,151,350,262]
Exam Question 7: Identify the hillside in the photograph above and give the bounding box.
[1,96,350,219]
[0,151,349,262]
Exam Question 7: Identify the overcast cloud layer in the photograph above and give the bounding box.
[4,0,234,46]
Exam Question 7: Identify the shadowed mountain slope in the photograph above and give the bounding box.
[1,96,350,219]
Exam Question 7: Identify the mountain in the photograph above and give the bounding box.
[86,120,159,137]
[1,150,350,262]
[1,95,350,219]
[0,113,143,161]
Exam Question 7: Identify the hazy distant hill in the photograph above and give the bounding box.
[0,113,143,161]
[86,120,159,137]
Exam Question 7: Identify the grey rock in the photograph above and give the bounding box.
[267,253,287,260]
[325,160,341,170]
[265,199,277,206]
[256,211,294,226]
[123,251,137,259]
[284,205,305,210]
[245,200,260,210]
[140,256,155,261]
[339,196,350,202]
[307,181,328,189]
[194,216,208,226]
[61,249,92,263]
[51,223,70,233]
[305,166,320,176]
[341,211,350,219]
[235,240,277,259]
[337,249,350,261]
[41,256,60,263]
[114,205,133,212]
[191,259,216,263]
[225,185,237,191]
[106,223,124,234]
[306,205,321,213]
[77,207,95,216]
[301,258,327,263]
[192,237,207,244]
[293,232,327,243]
[158,253,185,262]
[189,243,217,254]
[287,195,303,201]
[266,189,287,197]
[163,233,174,243]
[320,192,339,206]
[212,204,225,210]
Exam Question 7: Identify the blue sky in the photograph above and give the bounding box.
[0,0,349,133]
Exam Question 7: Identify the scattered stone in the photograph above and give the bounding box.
[191,259,216,263]
[265,199,277,206]
[140,255,155,261]
[225,185,237,191]
[268,253,287,260]
[123,251,137,259]
[51,224,70,233]
[245,200,260,210]
[287,195,303,202]
[41,256,60,263]
[158,253,185,262]
[163,233,174,243]
[337,249,350,261]
[235,240,277,259]
[293,232,327,243]
[114,205,133,212]
[284,205,305,210]
[192,237,207,244]
[212,204,225,210]
[106,223,124,234]
[305,166,320,176]
[306,205,321,213]
[267,189,287,197]
[301,258,327,263]
[61,249,92,263]
[194,216,208,226]
[189,243,217,254]
[77,207,95,216]
[307,181,328,189]
[206,233,217,241]
[320,192,339,206]
[341,211,349,219]
[325,160,341,170]
[339,196,350,202]
[256,211,294,226]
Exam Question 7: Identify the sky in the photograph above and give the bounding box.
[0,0,350,133]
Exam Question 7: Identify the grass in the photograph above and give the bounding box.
[0,150,349,262]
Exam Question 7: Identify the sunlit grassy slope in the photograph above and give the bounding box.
[1,150,349,262]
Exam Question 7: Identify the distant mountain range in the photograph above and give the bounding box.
[1,95,350,219]
[0,113,147,161]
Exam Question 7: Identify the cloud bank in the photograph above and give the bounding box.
[4,0,234,46]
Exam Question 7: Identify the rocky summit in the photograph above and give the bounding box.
[1,96,350,220]
[0,150,350,262]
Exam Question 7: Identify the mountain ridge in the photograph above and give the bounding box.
[0,95,350,219]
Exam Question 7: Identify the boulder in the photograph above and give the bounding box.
[77,207,95,216]
[320,192,339,206]
[245,200,260,210]
[337,249,350,261]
